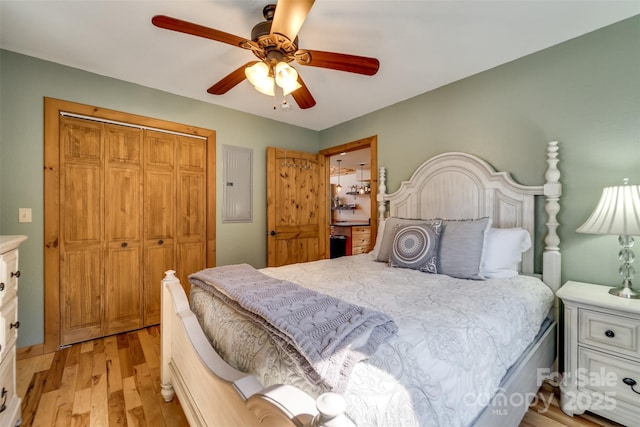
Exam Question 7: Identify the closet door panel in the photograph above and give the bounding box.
[61,249,103,344]
[104,245,142,335]
[62,164,102,244]
[60,117,104,345]
[104,124,143,335]
[143,130,176,323]
[143,244,174,326]
[145,171,175,240]
[176,137,206,292]
[178,173,205,240]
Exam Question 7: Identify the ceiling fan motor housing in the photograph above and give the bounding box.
[250,4,299,65]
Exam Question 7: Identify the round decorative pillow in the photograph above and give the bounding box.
[389,223,440,273]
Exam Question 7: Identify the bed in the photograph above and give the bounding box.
[160,141,562,427]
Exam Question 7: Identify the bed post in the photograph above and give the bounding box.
[160,270,178,402]
[377,166,387,221]
[542,141,562,295]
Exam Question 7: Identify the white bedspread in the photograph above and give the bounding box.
[190,254,553,427]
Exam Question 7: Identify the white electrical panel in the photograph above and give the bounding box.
[222,145,253,223]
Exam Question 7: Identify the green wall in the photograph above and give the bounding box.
[0,50,318,347]
[320,15,640,288]
[1,15,639,349]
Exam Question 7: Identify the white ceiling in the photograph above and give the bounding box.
[1,1,638,131]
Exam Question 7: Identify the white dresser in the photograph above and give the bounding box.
[0,235,26,427]
[557,281,640,426]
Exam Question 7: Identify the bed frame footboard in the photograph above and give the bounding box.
[160,270,354,427]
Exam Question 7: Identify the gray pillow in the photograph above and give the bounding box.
[439,217,491,279]
[389,222,443,273]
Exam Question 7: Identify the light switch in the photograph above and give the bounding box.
[19,208,32,223]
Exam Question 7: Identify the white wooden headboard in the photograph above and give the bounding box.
[377,141,562,292]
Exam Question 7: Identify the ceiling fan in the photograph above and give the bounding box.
[151,0,380,109]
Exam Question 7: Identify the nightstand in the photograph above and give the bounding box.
[556,281,640,426]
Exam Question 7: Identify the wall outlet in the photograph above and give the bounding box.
[18,208,32,223]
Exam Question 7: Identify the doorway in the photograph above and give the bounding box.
[319,135,378,257]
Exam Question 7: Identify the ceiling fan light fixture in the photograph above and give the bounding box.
[254,76,276,96]
[245,61,269,85]
[275,62,301,95]
[245,61,275,96]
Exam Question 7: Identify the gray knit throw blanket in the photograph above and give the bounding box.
[189,264,397,392]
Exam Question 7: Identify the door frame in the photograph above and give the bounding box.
[319,135,378,251]
[43,97,216,353]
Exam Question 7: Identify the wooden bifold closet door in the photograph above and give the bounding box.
[58,116,206,346]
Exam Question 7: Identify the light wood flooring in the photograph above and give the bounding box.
[17,326,188,426]
[17,326,624,427]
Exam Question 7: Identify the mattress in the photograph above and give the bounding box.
[190,254,554,426]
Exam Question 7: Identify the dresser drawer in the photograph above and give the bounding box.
[0,297,17,364]
[352,235,371,247]
[0,349,20,427]
[578,347,640,408]
[352,226,371,253]
[579,308,640,359]
[0,249,19,307]
[352,226,370,237]
[351,245,370,255]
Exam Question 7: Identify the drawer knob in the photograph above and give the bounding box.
[9,321,19,329]
[604,329,615,338]
[623,377,640,395]
[0,282,4,292]
[121,242,128,248]
[622,378,640,394]
[10,270,20,278]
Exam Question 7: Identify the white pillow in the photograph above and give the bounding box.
[481,228,531,279]
[370,219,386,258]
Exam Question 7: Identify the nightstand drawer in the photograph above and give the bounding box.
[578,347,640,408]
[579,308,640,359]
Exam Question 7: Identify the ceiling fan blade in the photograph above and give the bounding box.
[296,50,380,76]
[152,15,248,48]
[270,0,315,42]
[207,62,257,95]
[291,75,316,109]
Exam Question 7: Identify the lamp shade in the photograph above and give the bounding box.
[275,62,301,96]
[576,182,640,236]
[245,62,275,96]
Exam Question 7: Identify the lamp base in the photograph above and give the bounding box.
[609,286,640,299]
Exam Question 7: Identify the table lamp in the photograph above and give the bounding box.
[577,179,640,299]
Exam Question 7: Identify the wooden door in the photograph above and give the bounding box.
[143,130,176,325]
[44,98,217,352]
[59,117,105,345]
[266,147,326,267]
[104,124,143,335]
[176,136,207,293]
